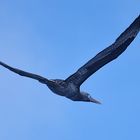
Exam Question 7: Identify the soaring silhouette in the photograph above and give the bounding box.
[0,15,140,104]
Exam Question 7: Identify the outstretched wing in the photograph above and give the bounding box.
[0,61,48,84]
[66,15,140,87]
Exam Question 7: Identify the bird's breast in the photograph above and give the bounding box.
[47,80,79,97]
[65,83,79,98]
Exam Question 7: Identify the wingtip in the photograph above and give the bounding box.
[132,14,140,28]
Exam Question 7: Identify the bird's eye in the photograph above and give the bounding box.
[88,95,91,98]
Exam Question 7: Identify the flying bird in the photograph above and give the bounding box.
[0,15,140,104]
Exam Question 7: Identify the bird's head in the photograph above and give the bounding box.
[80,92,101,104]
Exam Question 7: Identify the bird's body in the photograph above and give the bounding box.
[0,15,140,104]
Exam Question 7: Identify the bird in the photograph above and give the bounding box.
[0,15,140,104]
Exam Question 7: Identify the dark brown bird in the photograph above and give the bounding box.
[0,15,140,104]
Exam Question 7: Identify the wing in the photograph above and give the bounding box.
[0,61,48,84]
[66,15,140,87]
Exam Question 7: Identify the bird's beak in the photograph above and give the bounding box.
[90,97,101,104]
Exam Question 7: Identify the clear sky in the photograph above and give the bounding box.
[0,1,140,140]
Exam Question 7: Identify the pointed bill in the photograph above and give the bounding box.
[90,97,101,104]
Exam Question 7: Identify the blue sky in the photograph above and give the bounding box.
[0,0,140,140]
